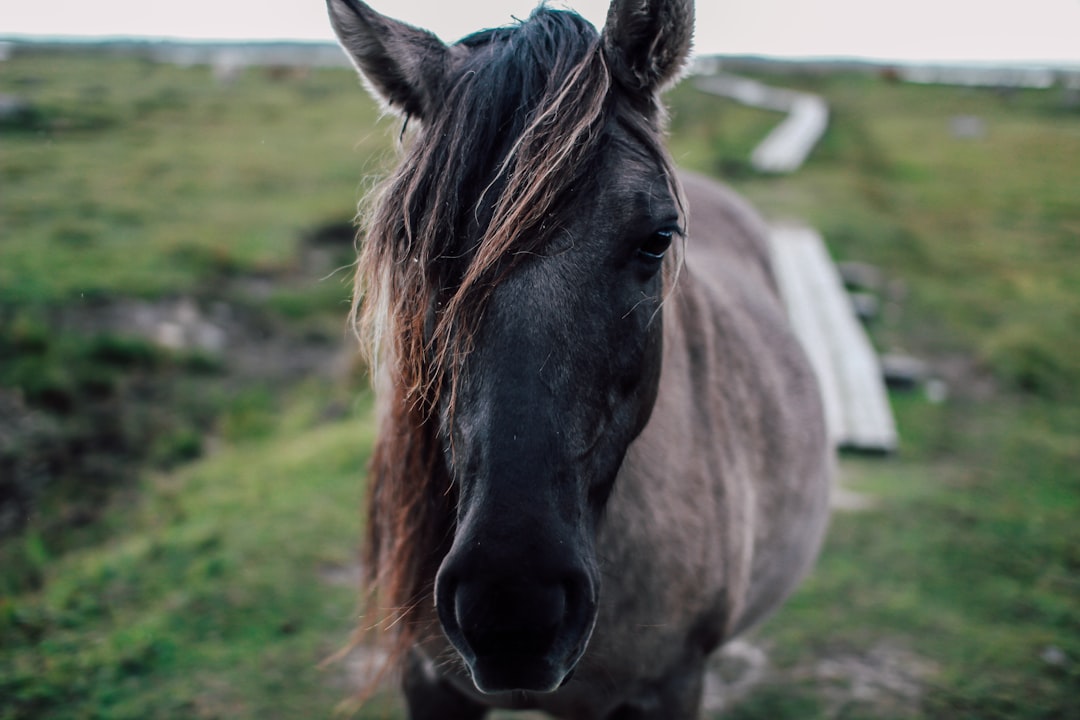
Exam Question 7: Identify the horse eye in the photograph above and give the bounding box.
[637,229,674,261]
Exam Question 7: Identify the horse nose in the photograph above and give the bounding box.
[455,577,567,657]
[435,557,596,693]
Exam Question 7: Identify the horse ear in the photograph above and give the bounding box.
[326,0,450,119]
[601,0,694,95]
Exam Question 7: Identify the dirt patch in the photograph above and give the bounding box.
[796,641,939,717]
[0,221,361,550]
[67,294,357,384]
[705,638,938,718]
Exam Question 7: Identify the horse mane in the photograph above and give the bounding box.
[349,6,681,671]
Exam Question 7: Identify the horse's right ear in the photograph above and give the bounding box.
[326,0,450,120]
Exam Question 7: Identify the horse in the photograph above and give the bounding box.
[326,0,832,717]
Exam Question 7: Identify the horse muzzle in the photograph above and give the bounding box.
[434,549,597,694]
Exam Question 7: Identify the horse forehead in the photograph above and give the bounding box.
[499,148,673,270]
[600,128,675,197]
[574,163,677,243]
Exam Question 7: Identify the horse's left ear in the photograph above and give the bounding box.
[601,0,694,95]
[326,0,450,120]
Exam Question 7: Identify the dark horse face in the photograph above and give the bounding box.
[329,0,694,695]
[434,157,680,693]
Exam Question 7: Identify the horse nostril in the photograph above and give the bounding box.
[453,579,568,658]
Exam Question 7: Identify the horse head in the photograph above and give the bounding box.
[328,0,694,694]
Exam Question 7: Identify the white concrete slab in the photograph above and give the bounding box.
[769,225,899,453]
[694,74,829,174]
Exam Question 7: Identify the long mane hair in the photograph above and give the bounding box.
[350,6,681,666]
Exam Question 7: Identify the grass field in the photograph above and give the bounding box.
[1,47,1077,719]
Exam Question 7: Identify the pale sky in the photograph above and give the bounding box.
[3,0,1080,65]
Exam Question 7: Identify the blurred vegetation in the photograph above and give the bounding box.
[1,47,1078,719]
[669,71,1080,719]
[1,388,377,719]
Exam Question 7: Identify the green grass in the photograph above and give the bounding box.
[666,80,781,179]
[1,51,1078,719]
[0,50,387,304]
[0,50,370,582]
[1,389,377,720]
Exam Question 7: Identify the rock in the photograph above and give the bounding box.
[950,115,986,139]
[880,353,928,390]
[0,93,39,130]
[849,291,880,322]
[1063,74,1080,110]
[701,640,769,713]
[924,378,948,404]
[837,261,884,293]
[1041,646,1068,667]
[155,321,186,351]
[304,221,357,246]
[0,93,30,117]
[123,297,227,355]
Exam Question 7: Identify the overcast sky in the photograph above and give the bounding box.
[4,0,1080,65]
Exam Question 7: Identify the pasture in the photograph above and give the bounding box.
[1,47,1077,718]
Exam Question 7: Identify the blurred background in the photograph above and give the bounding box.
[1,1,1077,718]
